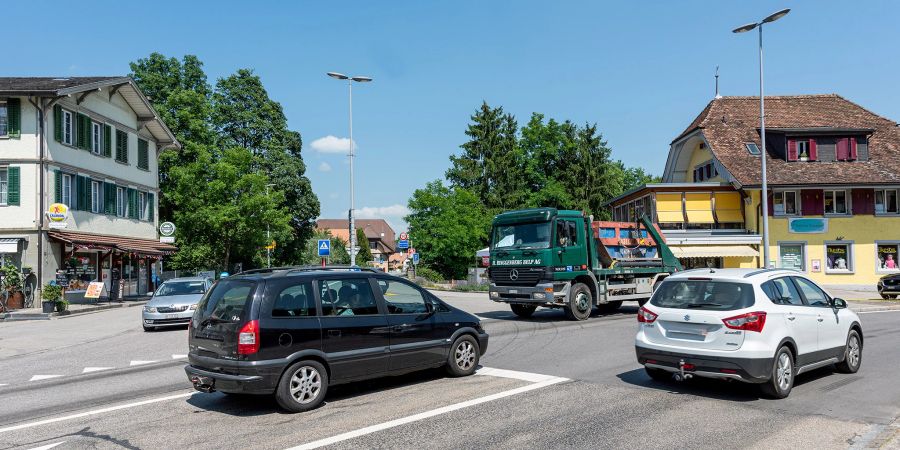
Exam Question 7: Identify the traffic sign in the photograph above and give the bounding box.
[398,239,409,249]
[408,247,415,257]
[399,232,408,241]
[159,221,176,237]
[318,239,331,257]
[412,253,420,265]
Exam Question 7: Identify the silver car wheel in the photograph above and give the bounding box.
[847,335,861,368]
[455,341,476,370]
[575,292,590,313]
[776,352,792,391]
[289,366,322,404]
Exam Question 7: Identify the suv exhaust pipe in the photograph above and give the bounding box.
[190,375,216,393]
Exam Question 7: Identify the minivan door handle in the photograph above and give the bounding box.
[327,329,341,337]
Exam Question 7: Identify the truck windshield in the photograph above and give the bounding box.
[491,222,551,250]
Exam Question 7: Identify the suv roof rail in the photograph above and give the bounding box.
[743,268,785,278]
[284,265,381,275]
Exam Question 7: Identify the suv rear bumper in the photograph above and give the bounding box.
[185,354,283,394]
[635,345,773,384]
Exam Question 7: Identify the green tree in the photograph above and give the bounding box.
[406,181,490,279]
[302,230,349,265]
[355,228,373,264]
[620,164,660,191]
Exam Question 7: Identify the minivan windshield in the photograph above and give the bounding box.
[195,279,256,324]
[156,280,207,297]
[491,222,551,250]
[650,280,755,311]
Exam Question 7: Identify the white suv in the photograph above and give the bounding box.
[634,268,863,398]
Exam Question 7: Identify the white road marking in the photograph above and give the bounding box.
[129,360,157,366]
[26,441,65,450]
[29,375,63,382]
[172,354,187,359]
[857,309,900,314]
[475,367,561,383]
[0,391,195,434]
[82,367,114,374]
[285,370,569,450]
[0,383,7,386]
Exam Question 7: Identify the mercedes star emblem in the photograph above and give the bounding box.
[509,269,519,281]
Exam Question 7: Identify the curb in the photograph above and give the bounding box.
[0,300,149,321]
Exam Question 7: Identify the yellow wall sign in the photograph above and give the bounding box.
[47,203,69,229]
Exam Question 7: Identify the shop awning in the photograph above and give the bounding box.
[0,238,22,253]
[48,230,176,257]
[670,245,759,258]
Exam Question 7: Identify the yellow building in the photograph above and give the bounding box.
[610,94,900,292]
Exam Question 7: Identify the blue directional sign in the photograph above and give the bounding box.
[317,239,331,257]
[412,253,420,265]
[398,239,409,249]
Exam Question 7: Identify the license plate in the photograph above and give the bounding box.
[509,289,518,294]
[166,314,179,319]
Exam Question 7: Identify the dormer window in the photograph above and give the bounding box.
[693,161,718,182]
[787,138,817,161]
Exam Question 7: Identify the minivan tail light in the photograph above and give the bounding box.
[237,320,260,355]
[722,311,767,333]
[637,306,658,323]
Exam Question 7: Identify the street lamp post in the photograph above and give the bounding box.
[327,72,373,267]
[265,183,275,268]
[733,8,790,269]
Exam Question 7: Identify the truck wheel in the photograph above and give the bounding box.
[597,301,622,313]
[565,283,592,321]
[511,304,537,318]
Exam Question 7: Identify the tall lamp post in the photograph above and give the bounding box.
[327,72,373,267]
[265,183,275,268]
[733,8,790,269]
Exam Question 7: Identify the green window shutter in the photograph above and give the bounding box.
[137,139,149,170]
[74,176,83,210]
[115,130,129,163]
[104,182,115,214]
[7,98,21,138]
[55,170,62,203]
[83,115,93,150]
[103,125,112,157]
[53,105,63,142]
[126,188,135,218]
[7,167,20,205]
[75,114,84,149]
[148,192,155,222]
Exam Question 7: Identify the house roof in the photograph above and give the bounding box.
[316,219,398,252]
[0,77,180,149]
[674,94,900,186]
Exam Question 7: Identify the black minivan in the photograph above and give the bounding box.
[184,267,489,412]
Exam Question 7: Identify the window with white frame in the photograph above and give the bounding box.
[796,140,809,159]
[139,192,147,220]
[116,187,126,217]
[62,110,73,145]
[824,190,849,215]
[773,191,798,216]
[778,243,805,271]
[61,174,73,207]
[877,242,900,272]
[875,189,899,214]
[825,242,853,272]
[91,180,101,213]
[0,100,7,137]
[91,122,102,155]
[0,168,7,205]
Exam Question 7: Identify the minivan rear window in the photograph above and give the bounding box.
[195,280,256,323]
[650,280,754,311]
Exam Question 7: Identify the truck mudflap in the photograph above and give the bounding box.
[489,282,570,305]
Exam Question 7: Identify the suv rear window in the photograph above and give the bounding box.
[650,280,755,311]
[196,279,256,323]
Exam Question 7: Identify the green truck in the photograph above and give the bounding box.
[488,208,683,320]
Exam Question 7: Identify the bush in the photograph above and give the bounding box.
[453,283,489,292]
[42,283,62,302]
[413,266,444,283]
[1,264,22,293]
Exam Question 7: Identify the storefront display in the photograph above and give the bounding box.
[826,244,852,271]
[779,244,804,271]
[877,244,900,271]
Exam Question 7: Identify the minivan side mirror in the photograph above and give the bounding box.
[832,298,848,309]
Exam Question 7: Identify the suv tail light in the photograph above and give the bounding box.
[637,306,658,323]
[237,320,260,355]
[722,311,767,333]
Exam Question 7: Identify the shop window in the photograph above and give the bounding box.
[824,190,849,215]
[875,189,899,214]
[778,243,805,272]
[877,242,900,272]
[825,242,853,272]
[773,191,798,216]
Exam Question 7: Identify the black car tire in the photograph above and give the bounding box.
[880,293,897,300]
[275,360,329,413]
[511,304,537,318]
[597,301,623,313]
[445,335,480,377]
[760,346,794,399]
[565,283,592,321]
[835,329,862,374]
[645,367,671,382]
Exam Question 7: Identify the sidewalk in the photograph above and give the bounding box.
[0,296,150,321]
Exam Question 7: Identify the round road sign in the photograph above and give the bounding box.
[399,232,408,241]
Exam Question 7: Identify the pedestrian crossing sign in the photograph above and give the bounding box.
[318,239,331,256]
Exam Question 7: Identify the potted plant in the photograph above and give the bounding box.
[0,264,24,310]
[41,283,62,314]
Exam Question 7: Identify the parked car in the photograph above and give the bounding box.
[184,267,489,412]
[142,277,213,331]
[635,268,863,399]
[877,273,900,299]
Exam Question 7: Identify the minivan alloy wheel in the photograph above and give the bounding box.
[290,366,322,404]
[455,341,476,371]
[776,352,792,392]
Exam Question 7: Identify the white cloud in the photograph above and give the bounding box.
[310,135,357,154]
[357,204,411,230]
[318,162,332,172]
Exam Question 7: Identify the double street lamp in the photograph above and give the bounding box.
[327,72,373,267]
[733,8,791,269]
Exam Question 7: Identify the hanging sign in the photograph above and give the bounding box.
[47,203,69,229]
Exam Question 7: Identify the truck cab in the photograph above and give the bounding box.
[488,208,681,321]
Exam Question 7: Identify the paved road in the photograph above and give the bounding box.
[1,292,898,449]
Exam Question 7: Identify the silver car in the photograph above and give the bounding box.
[142,277,212,331]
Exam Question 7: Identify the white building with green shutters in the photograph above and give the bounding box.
[0,77,179,302]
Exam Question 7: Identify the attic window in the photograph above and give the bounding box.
[745,143,761,155]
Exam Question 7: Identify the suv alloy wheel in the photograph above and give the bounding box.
[276,360,329,412]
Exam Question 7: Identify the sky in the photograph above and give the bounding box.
[7,1,900,231]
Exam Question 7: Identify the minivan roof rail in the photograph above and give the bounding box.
[235,265,381,276]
